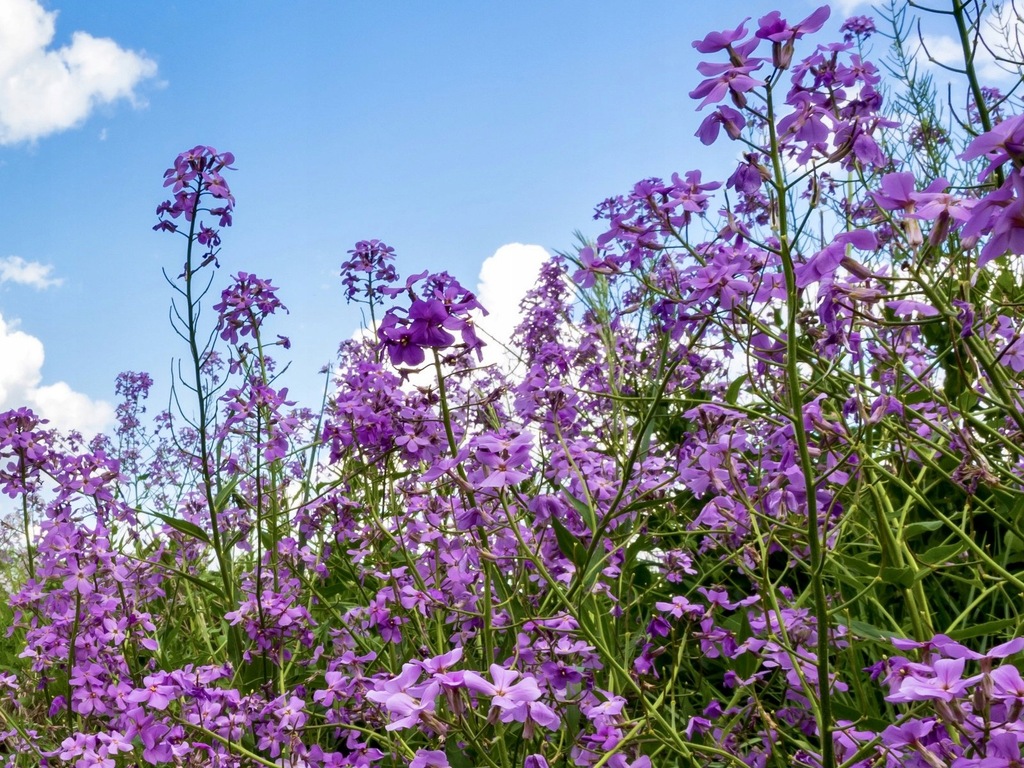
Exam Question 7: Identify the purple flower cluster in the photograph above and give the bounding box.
[213,271,289,348]
[377,271,486,367]
[340,239,399,308]
[154,145,236,274]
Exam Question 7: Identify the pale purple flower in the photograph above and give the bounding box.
[795,229,877,289]
[756,6,830,68]
[410,749,449,768]
[367,681,441,731]
[696,105,746,145]
[961,113,1024,180]
[463,665,542,710]
[693,19,750,53]
[890,658,979,702]
[689,62,764,110]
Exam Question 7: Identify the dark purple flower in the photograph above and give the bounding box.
[841,15,876,41]
[213,272,288,345]
[407,299,458,348]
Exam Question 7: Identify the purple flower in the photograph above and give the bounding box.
[463,664,542,711]
[696,105,747,145]
[974,173,1024,267]
[367,681,441,731]
[155,146,236,267]
[214,272,287,345]
[472,431,533,489]
[961,113,1024,180]
[756,6,830,43]
[689,61,764,110]
[795,229,877,288]
[540,660,583,690]
[755,6,830,68]
[408,299,458,348]
[127,675,177,710]
[990,663,1024,704]
[341,238,399,306]
[693,18,750,53]
[499,699,561,739]
[841,15,876,41]
[888,658,979,702]
[378,315,426,367]
[410,749,449,768]
[655,595,703,620]
[881,718,934,748]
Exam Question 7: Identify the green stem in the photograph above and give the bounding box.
[180,187,239,667]
[765,83,836,768]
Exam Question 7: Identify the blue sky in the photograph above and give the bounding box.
[1,0,882,433]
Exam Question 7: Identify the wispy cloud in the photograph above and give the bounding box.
[830,0,868,18]
[0,255,62,289]
[916,4,1022,86]
[0,0,157,145]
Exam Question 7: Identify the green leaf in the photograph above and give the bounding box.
[903,389,934,406]
[835,552,879,579]
[848,620,890,641]
[917,542,966,566]
[996,269,1019,301]
[957,389,978,412]
[725,375,748,406]
[636,409,659,464]
[156,561,224,599]
[832,701,869,722]
[1007,492,1024,524]
[213,477,241,513]
[562,488,598,536]
[148,509,211,545]
[446,742,475,768]
[551,516,588,570]
[947,618,1017,641]
[564,703,582,737]
[879,565,915,588]
[902,521,944,539]
[579,555,607,593]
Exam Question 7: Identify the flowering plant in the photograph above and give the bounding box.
[2,3,1024,767]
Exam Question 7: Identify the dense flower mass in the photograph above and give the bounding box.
[2,4,1024,768]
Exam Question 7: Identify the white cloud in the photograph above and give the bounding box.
[0,312,113,435]
[0,255,61,288]
[918,5,1021,87]
[475,243,549,366]
[0,0,157,145]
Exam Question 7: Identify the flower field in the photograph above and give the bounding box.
[3,3,1024,766]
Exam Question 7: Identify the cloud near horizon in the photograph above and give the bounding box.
[0,312,114,436]
[0,0,157,145]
